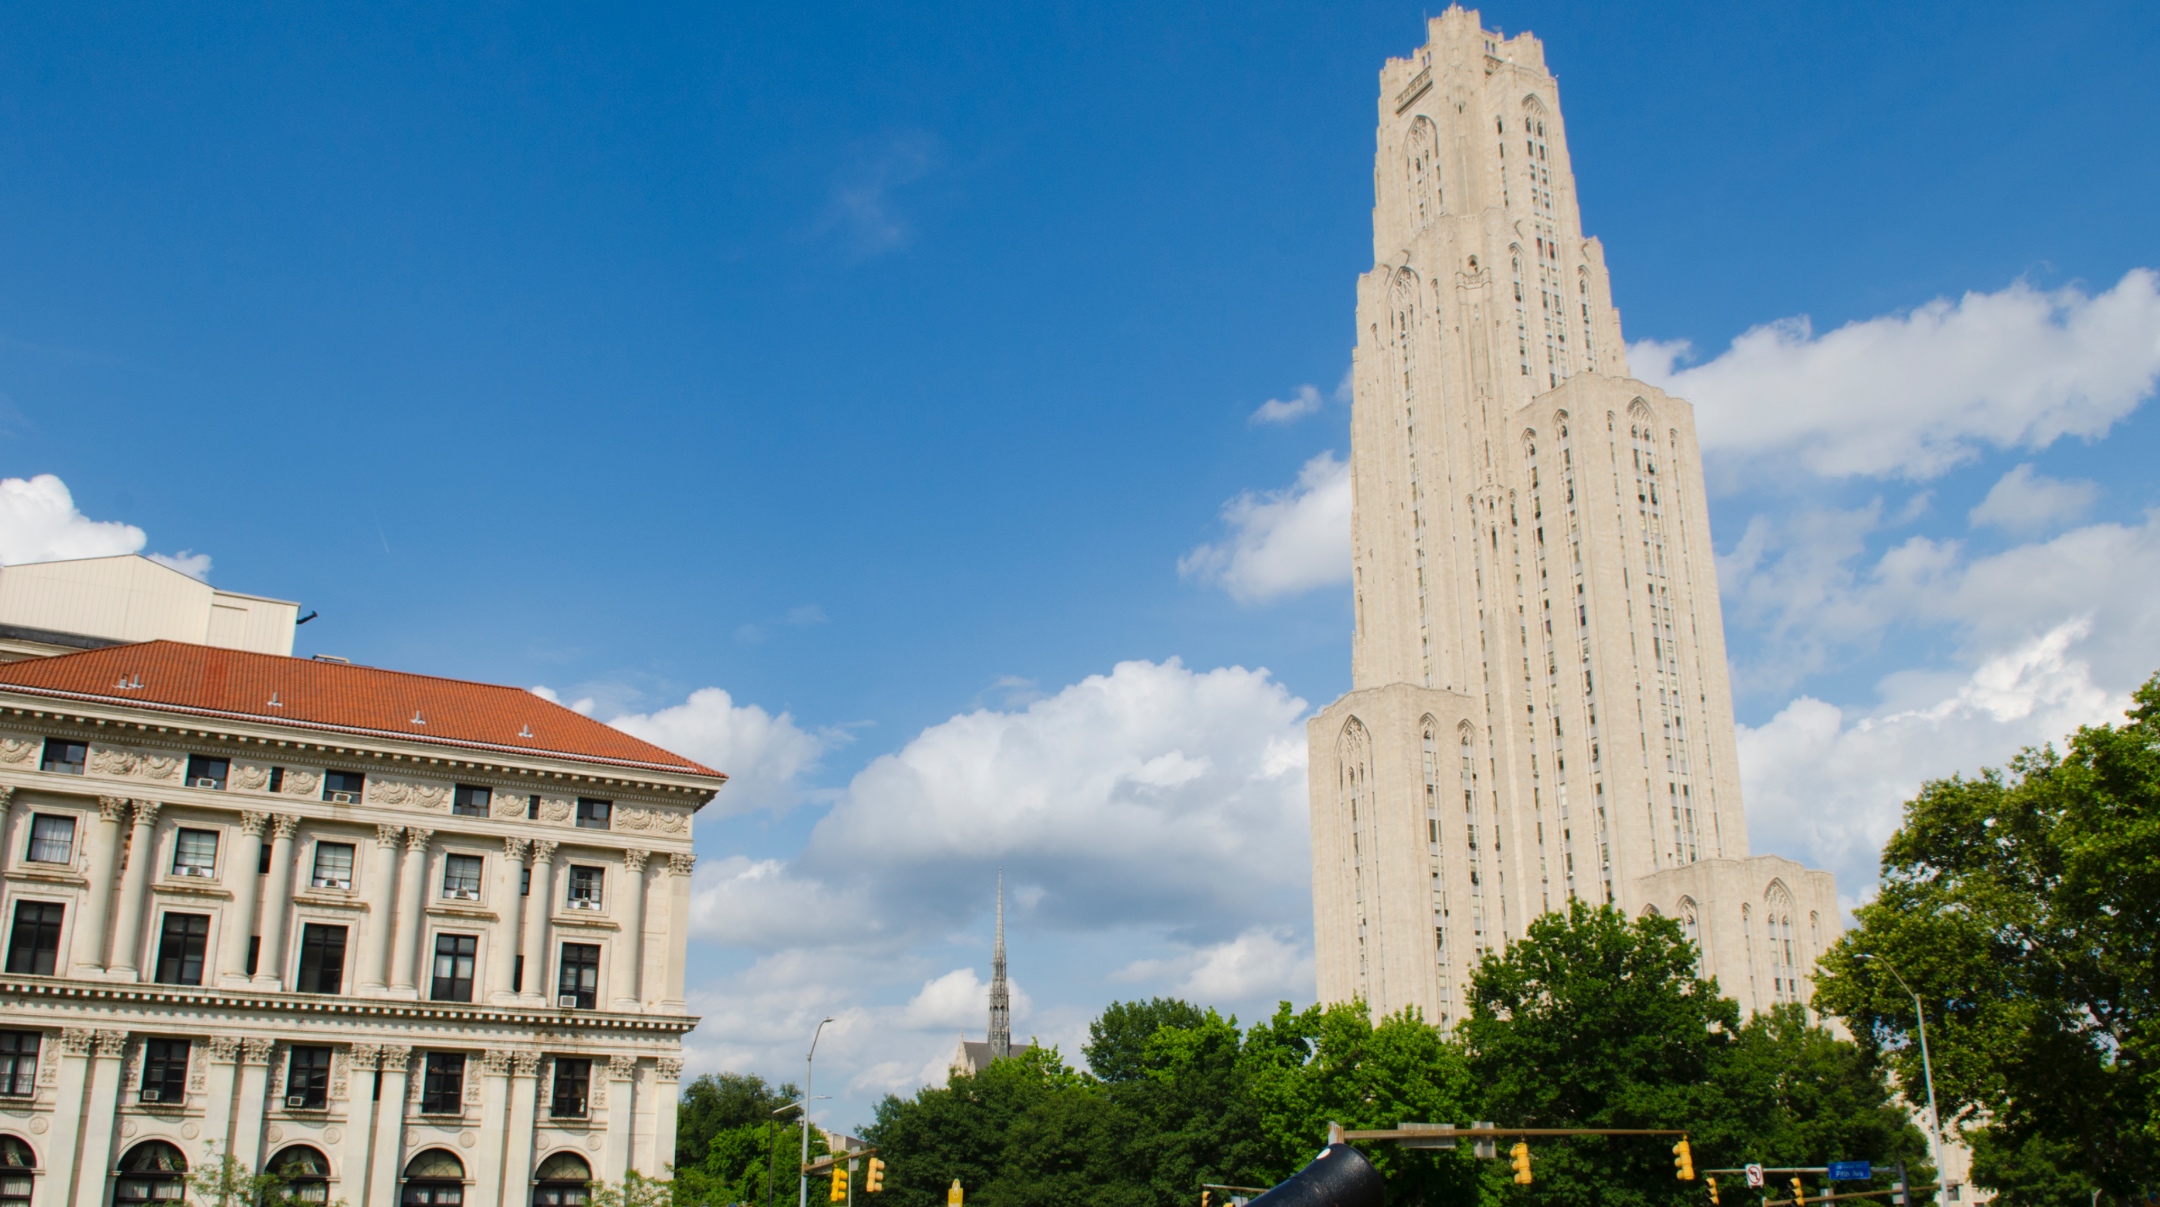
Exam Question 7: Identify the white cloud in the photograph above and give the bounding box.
[899,968,1033,1031]
[148,551,213,580]
[1251,384,1324,425]
[1968,463,2099,533]
[609,687,832,813]
[1180,451,1351,603]
[0,473,147,565]
[824,131,937,258]
[1634,269,2160,480]
[1739,621,2126,907]
[1111,927,1313,1003]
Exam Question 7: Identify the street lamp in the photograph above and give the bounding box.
[1859,954,1944,1200]
[800,1017,836,1207]
[771,1097,827,1207]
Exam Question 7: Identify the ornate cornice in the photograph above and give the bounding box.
[0,977,699,1033]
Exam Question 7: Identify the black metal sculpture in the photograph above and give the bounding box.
[1245,1143,1385,1207]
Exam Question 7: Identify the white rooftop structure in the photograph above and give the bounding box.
[0,555,300,660]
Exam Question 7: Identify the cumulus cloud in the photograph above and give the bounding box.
[1633,270,2160,480]
[609,687,831,813]
[900,968,1033,1031]
[1112,927,1313,1003]
[1251,385,1324,425]
[0,474,149,565]
[1180,452,1351,603]
[1968,464,2099,533]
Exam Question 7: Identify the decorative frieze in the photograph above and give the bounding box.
[231,762,273,792]
[282,768,322,797]
[536,795,573,824]
[0,737,37,765]
[89,745,183,783]
[616,806,689,835]
[372,777,451,811]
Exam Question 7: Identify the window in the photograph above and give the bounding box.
[521,867,531,897]
[549,1058,591,1118]
[113,1141,187,1203]
[153,913,210,985]
[247,936,260,977]
[140,1039,189,1104]
[442,855,484,900]
[322,770,365,804]
[270,1146,332,1204]
[526,794,540,820]
[566,866,602,910]
[431,934,477,1002]
[171,830,219,878]
[5,902,63,976]
[295,924,347,995]
[575,798,611,830]
[0,1134,33,1207]
[311,842,355,890]
[284,1047,332,1110]
[0,1034,37,1097]
[185,754,228,790]
[25,815,74,864]
[557,943,600,1009]
[533,1152,593,1207]
[419,1054,466,1115]
[513,955,524,994]
[402,1149,465,1205]
[268,766,285,794]
[452,784,491,818]
[38,738,85,776]
[259,842,274,875]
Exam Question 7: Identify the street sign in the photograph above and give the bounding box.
[1828,1162,1872,1182]
[1745,1165,1766,1188]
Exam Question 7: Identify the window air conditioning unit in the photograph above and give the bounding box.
[326,791,359,804]
[192,777,223,788]
[557,995,581,1009]
[180,866,209,877]
[138,1088,163,1103]
[453,889,480,901]
[286,1095,311,1109]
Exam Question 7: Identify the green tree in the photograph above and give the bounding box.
[1814,673,2160,1206]
[678,1072,800,1167]
[1707,1004,1931,1182]
[185,1143,291,1207]
[862,1045,1088,1207]
[1083,998,1207,1083]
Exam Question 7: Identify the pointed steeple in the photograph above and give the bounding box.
[988,870,1011,1059]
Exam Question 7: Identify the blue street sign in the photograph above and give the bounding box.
[1827,1162,1872,1182]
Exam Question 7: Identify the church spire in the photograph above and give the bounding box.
[988,871,1010,1059]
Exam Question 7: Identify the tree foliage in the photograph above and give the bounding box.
[1815,673,2160,1206]
[672,1071,825,1207]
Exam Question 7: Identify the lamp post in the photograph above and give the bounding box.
[1861,954,1943,1199]
[800,1017,835,1207]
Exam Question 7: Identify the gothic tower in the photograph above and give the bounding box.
[1308,7,1837,1026]
[988,872,1011,1059]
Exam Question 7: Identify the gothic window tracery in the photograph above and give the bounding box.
[1407,117,1441,225]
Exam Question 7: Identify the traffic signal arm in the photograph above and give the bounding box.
[1764,1187,1940,1207]
[1344,1127,1688,1140]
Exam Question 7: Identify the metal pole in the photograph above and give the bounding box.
[801,1018,834,1207]
[1863,955,1943,1201]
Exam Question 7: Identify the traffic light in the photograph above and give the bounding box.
[1791,1177,1807,1207]
[1201,1192,1212,1207]
[947,1180,963,1207]
[1509,1141,1533,1185]
[865,1159,885,1194]
[831,1166,848,1203]
[1707,1176,1720,1205]
[1674,1138,1696,1181]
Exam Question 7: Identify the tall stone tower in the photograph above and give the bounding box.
[1308,7,1837,1026]
[988,872,1011,1059]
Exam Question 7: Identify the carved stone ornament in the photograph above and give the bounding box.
[512,1051,542,1078]
[0,785,14,809]
[503,836,530,861]
[60,1029,94,1057]
[99,796,129,822]
[372,778,450,811]
[404,827,434,852]
[622,849,650,874]
[130,799,162,826]
[608,1054,638,1079]
[37,1041,58,1087]
[242,1038,275,1065]
[530,840,558,864]
[230,763,272,792]
[93,1030,129,1058]
[271,814,302,841]
[464,1076,483,1104]
[670,853,697,876]
[481,1050,512,1076]
[493,791,529,819]
[0,737,36,765]
[90,746,182,782]
[240,812,269,837]
[538,796,573,824]
[376,824,405,847]
[282,768,321,796]
[189,1047,207,1093]
[209,1037,242,1063]
[380,1046,412,1073]
[655,1058,683,1081]
[268,1054,286,1097]
[330,1050,348,1099]
[349,1044,382,1070]
[617,807,689,836]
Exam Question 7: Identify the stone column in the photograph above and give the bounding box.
[253,814,301,989]
[473,1051,512,1200]
[488,838,530,1004]
[71,1029,129,1207]
[367,1046,414,1207]
[341,1045,383,1206]
[231,1037,275,1172]
[601,1055,637,1184]
[357,824,404,995]
[519,841,557,1007]
[68,798,128,976]
[388,828,433,999]
[105,799,161,980]
[203,1037,244,1169]
[498,1051,541,1207]
[44,1029,95,1207]
[663,853,695,1011]
[609,850,650,1011]
[0,786,19,867]
[647,1057,684,1177]
[219,811,270,987]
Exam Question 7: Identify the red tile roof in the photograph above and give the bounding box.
[0,641,723,779]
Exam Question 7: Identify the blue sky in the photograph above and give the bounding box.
[3,0,2159,1131]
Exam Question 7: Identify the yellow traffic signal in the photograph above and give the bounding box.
[1791,1177,1807,1207]
[1707,1175,1721,1205]
[831,1166,848,1203]
[1201,1192,1212,1207]
[1509,1141,1533,1185]
[864,1158,885,1194]
[947,1180,963,1207]
[1674,1138,1696,1181]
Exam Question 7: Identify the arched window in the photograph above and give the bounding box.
[1406,116,1441,224]
[0,1135,34,1207]
[533,1152,593,1207]
[114,1141,187,1204]
[402,1149,466,1206]
[1764,884,1798,1004]
[271,1146,332,1204]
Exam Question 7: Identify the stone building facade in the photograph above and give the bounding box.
[0,637,723,1206]
[1309,8,1838,1027]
